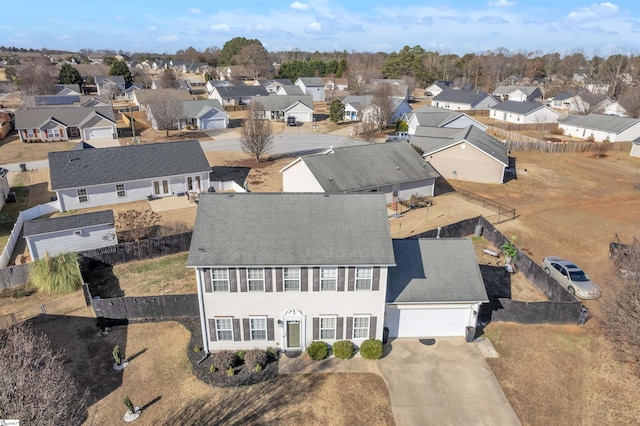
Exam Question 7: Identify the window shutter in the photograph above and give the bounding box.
[275,268,283,292]
[243,318,250,341]
[229,268,238,292]
[312,317,319,340]
[233,319,241,341]
[301,268,309,291]
[267,318,275,341]
[265,268,273,292]
[372,267,381,291]
[239,268,247,292]
[347,267,355,291]
[369,316,378,339]
[336,317,344,340]
[312,267,320,292]
[208,319,217,341]
[346,317,353,340]
[337,267,345,291]
[203,269,212,293]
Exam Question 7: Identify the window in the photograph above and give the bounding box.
[27,130,35,139]
[211,268,229,292]
[77,188,88,203]
[355,267,373,290]
[320,317,336,340]
[250,317,267,340]
[353,316,370,339]
[215,318,233,341]
[247,268,265,292]
[47,129,61,138]
[116,184,126,198]
[320,267,337,291]
[283,267,300,291]
[187,176,201,192]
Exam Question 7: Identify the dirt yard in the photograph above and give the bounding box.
[0,133,77,164]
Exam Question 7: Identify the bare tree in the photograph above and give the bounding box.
[148,91,185,136]
[370,83,395,132]
[600,54,630,97]
[161,68,178,89]
[618,87,640,118]
[116,208,162,242]
[0,323,88,424]
[241,101,273,162]
[235,44,270,81]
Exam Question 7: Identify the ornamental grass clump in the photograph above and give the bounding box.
[29,252,82,295]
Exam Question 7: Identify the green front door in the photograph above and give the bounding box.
[286,320,301,349]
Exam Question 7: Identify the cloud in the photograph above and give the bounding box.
[568,2,619,21]
[190,8,202,14]
[146,25,157,31]
[209,23,229,31]
[306,21,322,32]
[158,34,178,42]
[60,35,70,40]
[479,15,509,24]
[290,2,309,10]
[488,0,515,6]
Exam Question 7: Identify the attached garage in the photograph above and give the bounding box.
[385,239,488,339]
[84,127,114,140]
[285,101,314,123]
[201,117,226,130]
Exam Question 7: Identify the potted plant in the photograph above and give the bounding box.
[112,344,128,371]
[123,396,141,422]
[501,235,519,273]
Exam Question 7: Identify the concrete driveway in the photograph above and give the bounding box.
[377,338,520,426]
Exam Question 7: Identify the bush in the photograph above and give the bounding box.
[332,340,354,359]
[585,135,595,142]
[209,364,216,374]
[235,350,246,362]
[227,367,235,377]
[29,252,82,295]
[550,127,565,135]
[193,345,202,353]
[266,346,279,362]
[359,339,383,359]
[212,350,236,369]
[307,341,329,360]
[244,348,268,370]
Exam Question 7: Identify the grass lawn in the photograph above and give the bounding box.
[0,186,29,250]
[0,133,77,164]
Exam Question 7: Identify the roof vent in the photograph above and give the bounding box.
[329,177,333,181]
[396,166,400,170]
[198,247,207,252]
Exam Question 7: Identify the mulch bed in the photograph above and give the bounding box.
[178,318,279,388]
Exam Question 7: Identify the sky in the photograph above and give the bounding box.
[3,1,640,57]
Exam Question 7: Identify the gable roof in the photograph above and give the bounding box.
[387,238,489,303]
[342,95,373,111]
[15,107,115,129]
[262,79,293,86]
[133,89,193,105]
[296,77,325,87]
[284,142,440,192]
[24,210,114,237]
[492,85,541,96]
[187,193,395,267]
[71,141,95,150]
[180,99,226,119]
[252,95,313,111]
[48,140,211,190]
[277,85,305,95]
[490,101,556,115]
[553,92,578,101]
[411,126,508,166]
[559,113,640,133]
[409,110,468,127]
[95,75,126,86]
[212,85,269,98]
[432,88,497,107]
[210,166,250,187]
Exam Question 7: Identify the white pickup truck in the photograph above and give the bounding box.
[385,132,410,142]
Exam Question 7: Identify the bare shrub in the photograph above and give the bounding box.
[354,121,377,142]
[551,127,565,135]
[212,350,236,370]
[243,348,268,371]
[593,141,611,158]
[158,220,191,237]
[116,209,162,242]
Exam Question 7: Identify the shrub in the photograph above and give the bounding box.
[193,345,202,353]
[266,346,279,362]
[29,252,82,295]
[235,350,246,362]
[550,127,565,135]
[585,135,595,142]
[244,348,268,370]
[227,367,235,377]
[112,344,122,365]
[254,364,263,372]
[332,340,354,359]
[123,396,135,414]
[359,339,383,360]
[307,341,329,360]
[212,350,236,369]
[209,364,216,374]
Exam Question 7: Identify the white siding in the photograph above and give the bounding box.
[285,103,313,122]
[631,143,640,158]
[490,108,559,124]
[376,178,435,203]
[385,303,481,338]
[281,161,324,193]
[25,224,117,260]
[427,142,505,184]
[559,123,640,142]
[445,116,487,131]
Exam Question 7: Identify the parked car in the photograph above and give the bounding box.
[542,256,601,299]
[424,91,433,96]
[287,116,297,126]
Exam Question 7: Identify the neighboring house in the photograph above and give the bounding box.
[557,113,640,142]
[123,82,144,100]
[33,95,110,108]
[215,66,252,81]
[294,77,326,102]
[252,95,314,122]
[275,85,305,96]
[48,140,211,211]
[261,79,294,94]
[209,166,250,192]
[489,101,560,124]
[431,89,499,111]
[323,77,348,91]
[186,80,208,95]
[0,112,13,139]
[23,210,118,261]
[14,107,117,142]
[411,126,509,184]
[177,99,229,130]
[205,79,232,96]
[187,192,396,352]
[585,83,610,95]
[53,84,82,95]
[424,80,453,96]
[631,139,640,158]
[342,95,412,125]
[0,168,9,211]
[404,106,487,134]
[209,85,269,106]
[492,85,543,102]
[386,238,488,338]
[280,142,439,202]
[602,101,629,117]
[95,75,126,98]
[131,89,193,111]
[547,93,589,113]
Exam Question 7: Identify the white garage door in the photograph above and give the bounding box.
[85,127,113,140]
[201,118,225,130]
[391,306,470,338]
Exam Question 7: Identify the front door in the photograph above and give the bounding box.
[286,320,301,350]
[153,179,170,196]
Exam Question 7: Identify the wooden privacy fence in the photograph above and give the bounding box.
[92,294,199,320]
[0,263,30,290]
[488,126,541,143]
[506,140,633,153]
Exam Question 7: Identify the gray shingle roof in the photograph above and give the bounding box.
[492,85,541,96]
[296,77,325,87]
[277,85,305,95]
[187,193,396,267]
[210,166,249,187]
[24,210,114,236]
[213,85,269,98]
[293,142,439,192]
[553,92,574,101]
[180,99,225,119]
[432,88,497,107]
[410,111,466,127]
[252,95,313,111]
[95,75,126,86]
[49,140,211,190]
[387,238,489,303]
[342,95,373,111]
[411,126,508,166]
[490,101,550,115]
[559,113,640,133]
[14,107,115,129]
[133,89,193,105]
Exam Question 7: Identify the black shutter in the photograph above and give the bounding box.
[372,267,381,291]
[346,317,353,340]
[233,319,241,341]
[312,267,320,291]
[239,268,247,292]
[276,268,283,292]
[338,267,345,291]
[265,268,273,292]
[369,316,377,339]
[243,318,250,341]
[312,317,319,340]
[267,318,275,341]
[347,267,355,291]
[301,268,308,291]
[229,268,238,292]
[203,269,212,292]
[336,317,344,340]
[208,319,217,341]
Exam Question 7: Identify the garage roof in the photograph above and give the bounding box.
[387,238,489,303]
[24,210,114,237]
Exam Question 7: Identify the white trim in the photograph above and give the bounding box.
[319,315,337,340]
[249,316,267,341]
[247,267,265,292]
[281,309,305,351]
[352,315,370,339]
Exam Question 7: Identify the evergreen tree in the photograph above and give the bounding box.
[109,59,132,84]
[58,63,82,85]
